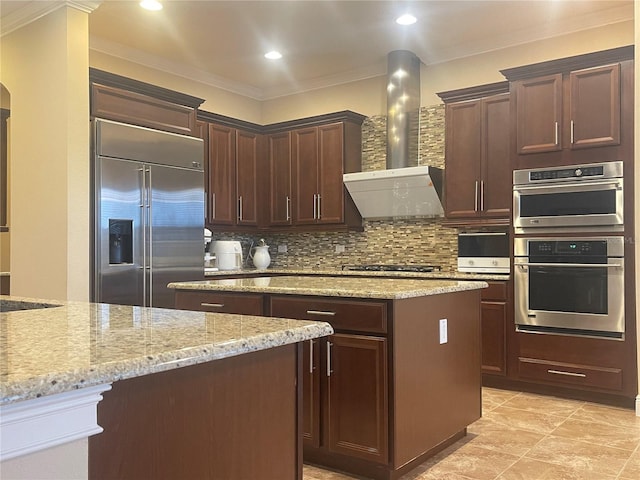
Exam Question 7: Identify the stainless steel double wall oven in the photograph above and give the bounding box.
[513,162,625,338]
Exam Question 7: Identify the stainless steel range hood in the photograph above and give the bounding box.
[343,50,445,219]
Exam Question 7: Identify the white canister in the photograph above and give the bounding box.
[250,239,271,270]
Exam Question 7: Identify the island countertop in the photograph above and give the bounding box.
[0,295,333,405]
[169,275,488,299]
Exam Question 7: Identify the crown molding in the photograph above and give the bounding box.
[1,1,101,37]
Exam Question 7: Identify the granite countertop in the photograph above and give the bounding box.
[0,295,333,405]
[204,267,510,281]
[169,275,488,299]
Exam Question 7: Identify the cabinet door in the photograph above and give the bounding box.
[515,74,562,154]
[481,93,511,218]
[269,132,292,225]
[235,130,259,225]
[569,64,621,149]
[291,127,319,224]
[317,123,345,224]
[444,101,482,218]
[208,124,236,225]
[302,339,321,448]
[325,334,388,464]
[481,301,507,376]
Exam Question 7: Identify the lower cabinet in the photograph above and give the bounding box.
[174,291,264,315]
[270,296,389,464]
[480,281,509,376]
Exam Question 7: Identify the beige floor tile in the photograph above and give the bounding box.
[618,447,640,480]
[482,388,520,412]
[467,416,545,456]
[549,417,640,451]
[570,403,640,429]
[481,405,566,435]
[524,435,631,477]
[495,457,616,480]
[499,392,583,418]
[412,443,519,480]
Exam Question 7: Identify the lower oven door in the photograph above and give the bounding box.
[514,257,624,337]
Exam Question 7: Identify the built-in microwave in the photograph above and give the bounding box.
[513,161,623,234]
[457,232,509,274]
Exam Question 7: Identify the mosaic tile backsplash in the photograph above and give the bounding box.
[214,105,460,273]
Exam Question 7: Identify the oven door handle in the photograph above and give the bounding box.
[514,180,622,192]
[516,262,623,268]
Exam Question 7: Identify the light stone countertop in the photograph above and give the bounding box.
[204,267,510,282]
[0,296,333,405]
[169,275,488,299]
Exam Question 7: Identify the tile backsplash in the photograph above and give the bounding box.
[214,104,460,273]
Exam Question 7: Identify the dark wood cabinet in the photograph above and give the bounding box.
[291,123,347,225]
[439,83,511,225]
[269,132,293,226]
[480,281,509,376]
[501,46,633,170]
[174,290,264,315]
[89,68,203,136]
[325,333,388,463]
[206,123,261,227]
[269,296,388,462]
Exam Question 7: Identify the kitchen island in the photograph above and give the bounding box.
[0,296,332,480]
[170,276,487,480]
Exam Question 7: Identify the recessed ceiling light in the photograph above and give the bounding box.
[265,51,283,60]
[396,14,417,26]
[140,0,163,11]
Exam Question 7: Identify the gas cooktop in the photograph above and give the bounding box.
[341,264,442,273]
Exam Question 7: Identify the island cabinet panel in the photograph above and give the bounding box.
[325,334,389,463]
[392,290,481,469]
[174,291,264,315]
[89,344,302,480]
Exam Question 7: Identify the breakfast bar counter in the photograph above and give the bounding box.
[0,295,332,479]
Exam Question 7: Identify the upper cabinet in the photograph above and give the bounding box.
[199,112,264,229]
[438,82,511,226]
[501,46,634,170]
[89,68,204,136]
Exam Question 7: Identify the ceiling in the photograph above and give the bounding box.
[1,1,634,100]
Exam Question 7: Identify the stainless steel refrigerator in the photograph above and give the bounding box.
[92,118,204,309]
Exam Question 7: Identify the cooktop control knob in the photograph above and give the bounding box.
[575,168,583,177]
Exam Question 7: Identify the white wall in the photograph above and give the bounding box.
[0,439,88,480]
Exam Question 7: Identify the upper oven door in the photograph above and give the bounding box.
[513,178,623,232]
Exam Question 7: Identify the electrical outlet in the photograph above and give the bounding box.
[277,244,287,253]
[335,245,345,253]
[439,319,448,344]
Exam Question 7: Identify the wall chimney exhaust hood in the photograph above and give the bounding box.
[344,166,443,218]
[343,50,445,219]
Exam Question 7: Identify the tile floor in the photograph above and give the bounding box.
[304,388,640,480]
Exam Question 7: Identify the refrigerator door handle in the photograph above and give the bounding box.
[146,167,152,307]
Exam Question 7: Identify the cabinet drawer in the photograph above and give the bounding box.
[518,357,622,391]
[270,296,387,334]
[175,291,264,316]
[481,281,507,301]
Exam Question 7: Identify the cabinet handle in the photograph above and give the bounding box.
[548,369,586,378]
[201,302,224,308]
[474,181,479,212]
[286,196,291,221]
[306,310,336,316]
[554,121,559,146]
[312,194,317,219]
[238,196,243,222]
[570,120,575,144]
[480,181,485,212]
[327,341,333,377]
[309,339,314,373]
[211,193,216,220]
[317,194,321,220]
